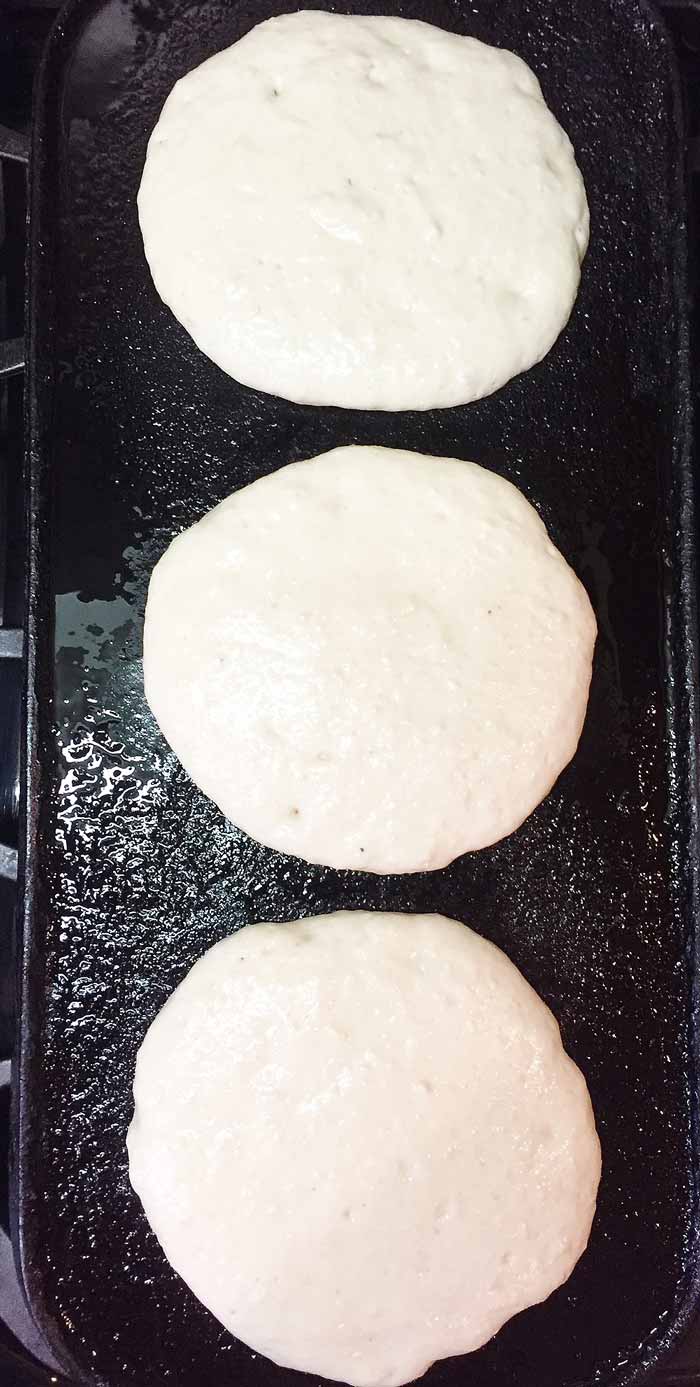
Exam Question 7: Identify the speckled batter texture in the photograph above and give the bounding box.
[137,10,589,410]
[143,445,596,873]
[127,911,601,1387]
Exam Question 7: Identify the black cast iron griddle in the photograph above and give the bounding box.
[17,0,700,1383]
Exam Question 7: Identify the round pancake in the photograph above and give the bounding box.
[127,910,601,1387]
[138,11,589,410]
[142,445,596,872]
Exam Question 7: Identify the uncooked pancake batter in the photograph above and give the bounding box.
[128,911,601,1386]
[143,445,596,872]
[138,11,589,409]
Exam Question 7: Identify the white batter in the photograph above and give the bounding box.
[127,911,601,1386]
[143,445,596,873]
[138,11,589,410]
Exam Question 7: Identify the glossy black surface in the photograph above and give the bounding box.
[19,0,700,1384]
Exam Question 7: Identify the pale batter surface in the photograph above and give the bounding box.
[127,911,601,1387]
[138,10,589,410]
[143,445,596,873]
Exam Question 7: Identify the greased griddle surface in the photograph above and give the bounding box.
[21,1,699,1385]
